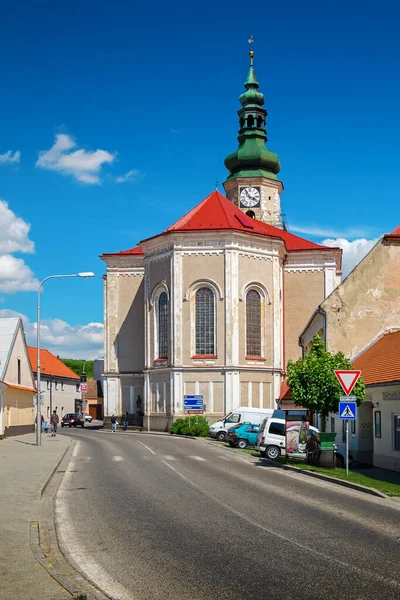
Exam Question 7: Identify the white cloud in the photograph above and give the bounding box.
[115,169,141,184]
[322,237,380,277]
[291,224,371,238]
[36,133,115,184]
[0,200,34,253]
[0,309,104,359]
[0,150,21,164]
[0,255,39,293]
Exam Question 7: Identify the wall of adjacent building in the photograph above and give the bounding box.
[2,388,35,437]
[366,384,400,472]
[36,377,79,421]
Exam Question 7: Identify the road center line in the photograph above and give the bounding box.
[164,455,177,461]
[162,460,400,592]
[112,456,124,462]
[189,455,206,461]
[135,440,156,455]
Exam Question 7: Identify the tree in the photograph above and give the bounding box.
[60,358,94,380]
[287,335,365,427]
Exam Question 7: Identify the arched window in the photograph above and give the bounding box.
[247,115,254,128]
[158,292,168,359]
[246,290,261,356]
[195,288,215,355]
[246,210,255,219]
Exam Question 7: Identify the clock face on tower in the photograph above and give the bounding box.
[240,187,260,208]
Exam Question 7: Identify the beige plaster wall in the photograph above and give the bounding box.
[366,385,400,472]
[3,326,35,389]
[116,274,145,372]
[240,372,273,409]
[238,254,274,364]
[181,253,225,365]
[3,388,35,429]
[284,270,325,365]
[323,240,400,359]
[182,371,225,415]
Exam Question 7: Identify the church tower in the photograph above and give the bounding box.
[224,43,284,228]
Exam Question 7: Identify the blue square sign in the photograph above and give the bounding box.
[339,397,357,420]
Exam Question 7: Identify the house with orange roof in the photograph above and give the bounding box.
[299,225,400,465]
[352,331,400,472]
[0,317,36,439]
[100,48,342,431]
[27,347,80,421]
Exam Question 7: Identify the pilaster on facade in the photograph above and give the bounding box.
[225,371,240,414]
[225,249,239,365]
[171,251,183,366]
[272,256,283,372]
[104,376,120,417]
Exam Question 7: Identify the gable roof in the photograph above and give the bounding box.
[353,330,400,385]
[0,317,20,381]
[27,347,80,380]
[142,190,337,253]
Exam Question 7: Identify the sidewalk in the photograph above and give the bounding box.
[0,431,71,600]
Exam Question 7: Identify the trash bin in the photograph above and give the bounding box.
[318,432,337,468]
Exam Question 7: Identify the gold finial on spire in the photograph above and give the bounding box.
[248,36,254,65]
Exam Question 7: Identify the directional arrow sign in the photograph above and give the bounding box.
[334,370,361,396]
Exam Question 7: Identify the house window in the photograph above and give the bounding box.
[195,287,215,355]
[47,380,50,390]
[394,415,400,451]
[17,358,21,385]
[374,411,381,438]
[76,383,80,392]
[158,292,168,359]
[61,381,64,391]
[246,290,261,356]
[55,381,58,390]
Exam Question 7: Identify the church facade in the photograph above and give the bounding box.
[101,50,342,430]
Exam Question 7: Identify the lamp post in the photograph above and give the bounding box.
[36,272,95,446]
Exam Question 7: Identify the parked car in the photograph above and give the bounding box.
[208,407,274,441]
[61,413,85,428]
[334,442,353,468]
[84,414,93,422]
[227,423,261,449]
[225,422,245,444]
[255,416,319,460]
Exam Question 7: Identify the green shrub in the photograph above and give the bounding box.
[171,416,209,437]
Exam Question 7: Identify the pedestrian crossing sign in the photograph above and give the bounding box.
[339,398,357,420]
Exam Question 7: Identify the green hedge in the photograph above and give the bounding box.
[171,416,209,437]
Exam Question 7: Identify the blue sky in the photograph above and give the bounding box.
[1,0,399,357]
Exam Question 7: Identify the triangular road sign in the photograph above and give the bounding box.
[340,404,355,418]
[334,370,361,395]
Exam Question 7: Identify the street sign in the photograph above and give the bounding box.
[334,370,361,396]
[184,395,203,414]
[80,383,87,393]
[339,398,357,420]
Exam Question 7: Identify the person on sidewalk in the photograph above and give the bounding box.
[111,414,117,433]
[50,410,59,437]
[123,412,129,431]
[41,414,44,432]
[44,421,49,434]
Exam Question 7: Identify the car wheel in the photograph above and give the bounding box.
[265,446,280,460]
[228,441,235,447]
[81,423,85,428]
[216,431,226,442]
[61,424,64,428]
[69,425,72,428]
[74,424,77,427]
[336,454,345,468]
[237,439,247,449]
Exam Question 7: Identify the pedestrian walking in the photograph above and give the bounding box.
[41,414,44,432]
[44,421,49,434]
[123,412,129,431]
[111,414,117,433]
[50,410,59,437]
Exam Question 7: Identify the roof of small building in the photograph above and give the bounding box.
[353,330,400,385]
[0,317,20,381]
[384,224,400,240]
[101,246,144,257]
[27,347,80,380]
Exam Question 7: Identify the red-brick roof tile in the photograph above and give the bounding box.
[28,347,80,380]
[353,330,400,385]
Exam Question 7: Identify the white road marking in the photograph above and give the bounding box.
[72,443,80,457]
[112,456,124,462]
[218,455,231,460]
[188,455,206,461]
[163,455,177,461]
[81,456,92,462]
[162,461,400,593]
[135,440,156,455]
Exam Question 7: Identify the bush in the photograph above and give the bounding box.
[171,416,209,437]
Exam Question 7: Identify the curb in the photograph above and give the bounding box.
[205,439,389,499]
[39,438,72,499]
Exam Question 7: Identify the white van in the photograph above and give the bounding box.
[208,407,274,441]
[255,416,319,460]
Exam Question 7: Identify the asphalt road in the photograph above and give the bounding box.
[55,428,400,600]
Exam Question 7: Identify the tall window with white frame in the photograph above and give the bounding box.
[246,289,262,357]
[158,292,168,359]
[394,415,400,451]
[195,287,215,355]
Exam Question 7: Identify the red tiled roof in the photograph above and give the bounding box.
[278,380,291,400]
[384,225,400,240]
[101,246,144,257]
[142,190,339,253]
[6,383,36,393]
[27,347,80,380]
[353,330,400,385]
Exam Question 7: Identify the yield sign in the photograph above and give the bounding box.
[334,370,361,395]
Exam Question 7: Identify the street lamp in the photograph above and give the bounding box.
[36,272,95,446]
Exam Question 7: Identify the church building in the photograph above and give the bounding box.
[101,48,342,430]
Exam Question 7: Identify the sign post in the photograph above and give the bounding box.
[335,370,361,476]
[184,395,204,427]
